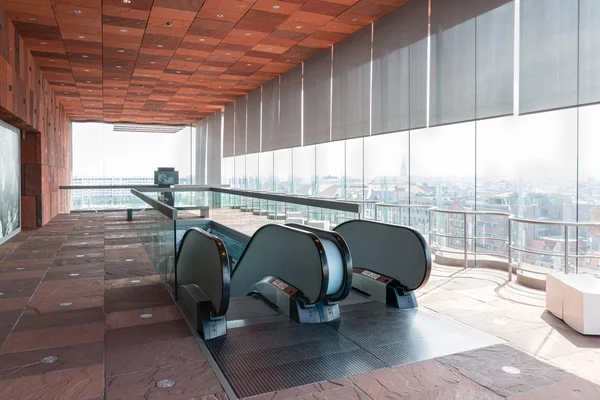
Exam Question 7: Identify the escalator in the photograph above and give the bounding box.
[332,219,432,308]
[176,222,352,339]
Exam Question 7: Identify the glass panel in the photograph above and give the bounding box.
[274,149,292,193]
[292,145,315,195]
[246,153,259,190]
[345,138,364,200]
[577,104,600,276]
[259,151,274,191]
[364,132,409,205]
[316,141,345,198]
[234,155,246,189]
[478,109,577,272]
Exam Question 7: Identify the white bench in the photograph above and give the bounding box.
[546,272,600,335]
[307,220,331,230]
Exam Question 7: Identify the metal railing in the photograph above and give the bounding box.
[508,218,600,279]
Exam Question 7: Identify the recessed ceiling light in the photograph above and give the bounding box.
[352,18,358,22]
[118,49,124,53]
[168,82,172,84]
[123,0,131,3]
[245,32,251,36]
[185,57,192,60]
[199,79,203,81]
[272,5,280,9]
[82,55,88,58]
[166,22,173,27]
[88,89,92,92]
[247,63,252,66]
[120,29,128,33]
[267,47,273,51]
[265,73,270,75]
[157,44,163,48]
[29,17,36,21]
[86,80,91,83]
[199,38,205,42]
[60,83,65,86]
[286,59,290,62]
[79,35,85,39]
[41,41,47,44]
[116,65,121,68]
[150,61,156,64]
[176,71,182,74]
[74,9,81,14]
[225,52,230,55]
[210,67,215,70]
[144,74,148,76]
[50,59,55,62]
[114,87,118,89]
[115,78,119,80]
[85,69,90,71]
[296,25,302,29]
[217,14,224,18]
[314,42,319,45]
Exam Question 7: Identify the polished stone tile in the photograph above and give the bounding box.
[0,364,104,400]
[104,261,157,280]
[400,380,504,400]
[106,336,204,377]
[551,350,600,385]
[0,279,41,299]
[507,377,600,400]
[0,258,52,270]
[104,283,173,313]
[1,322,105,354]
[15,307,104,332]
[0,342,103,380]
[299,385,372,400]
[0,297,30,312]
[438,344,574,397]
[0,269,47,281]
[105,320,192,351]
[104,274,163,290]
[244,379,354,400]
[105,360,223,400]
[43,264,104,281]
[349,360,466,399]
[106,305,181,330]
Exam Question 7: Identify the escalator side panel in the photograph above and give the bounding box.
[230,225,328,304]
[176,228,230,316]
[334,220,431,291]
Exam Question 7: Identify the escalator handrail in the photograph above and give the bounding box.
[285,223,353,302]
[232,224,330,305]
[334,219,432,291]
[176,227,231,316]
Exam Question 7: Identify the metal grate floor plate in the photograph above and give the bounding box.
[206,297,502,398]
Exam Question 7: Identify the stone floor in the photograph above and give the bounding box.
[0,211,599,400]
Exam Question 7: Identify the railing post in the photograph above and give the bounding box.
[508,218,512,281]
[464,213,468,269]
[428,211,432,246]
[564,225,569,274]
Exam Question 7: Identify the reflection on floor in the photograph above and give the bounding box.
[0,211,598,400]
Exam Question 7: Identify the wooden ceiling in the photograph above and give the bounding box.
[1,0,409,125]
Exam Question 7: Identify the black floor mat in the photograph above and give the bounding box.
[205,299,502,398]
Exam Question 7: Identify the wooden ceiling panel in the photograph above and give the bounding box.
[1,0,407,124]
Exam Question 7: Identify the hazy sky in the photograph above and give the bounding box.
[72,122,193,177]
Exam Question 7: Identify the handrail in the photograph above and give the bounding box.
[211,187,360,213]
[130,189,178,220]
[510,217,600,227]
[60,185,159,189]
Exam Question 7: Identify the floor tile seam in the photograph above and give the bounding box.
[0,359,106,384]
[0,228,72,352]
[104,357,206,380]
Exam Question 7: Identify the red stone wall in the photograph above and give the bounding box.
[0,6,72,228]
